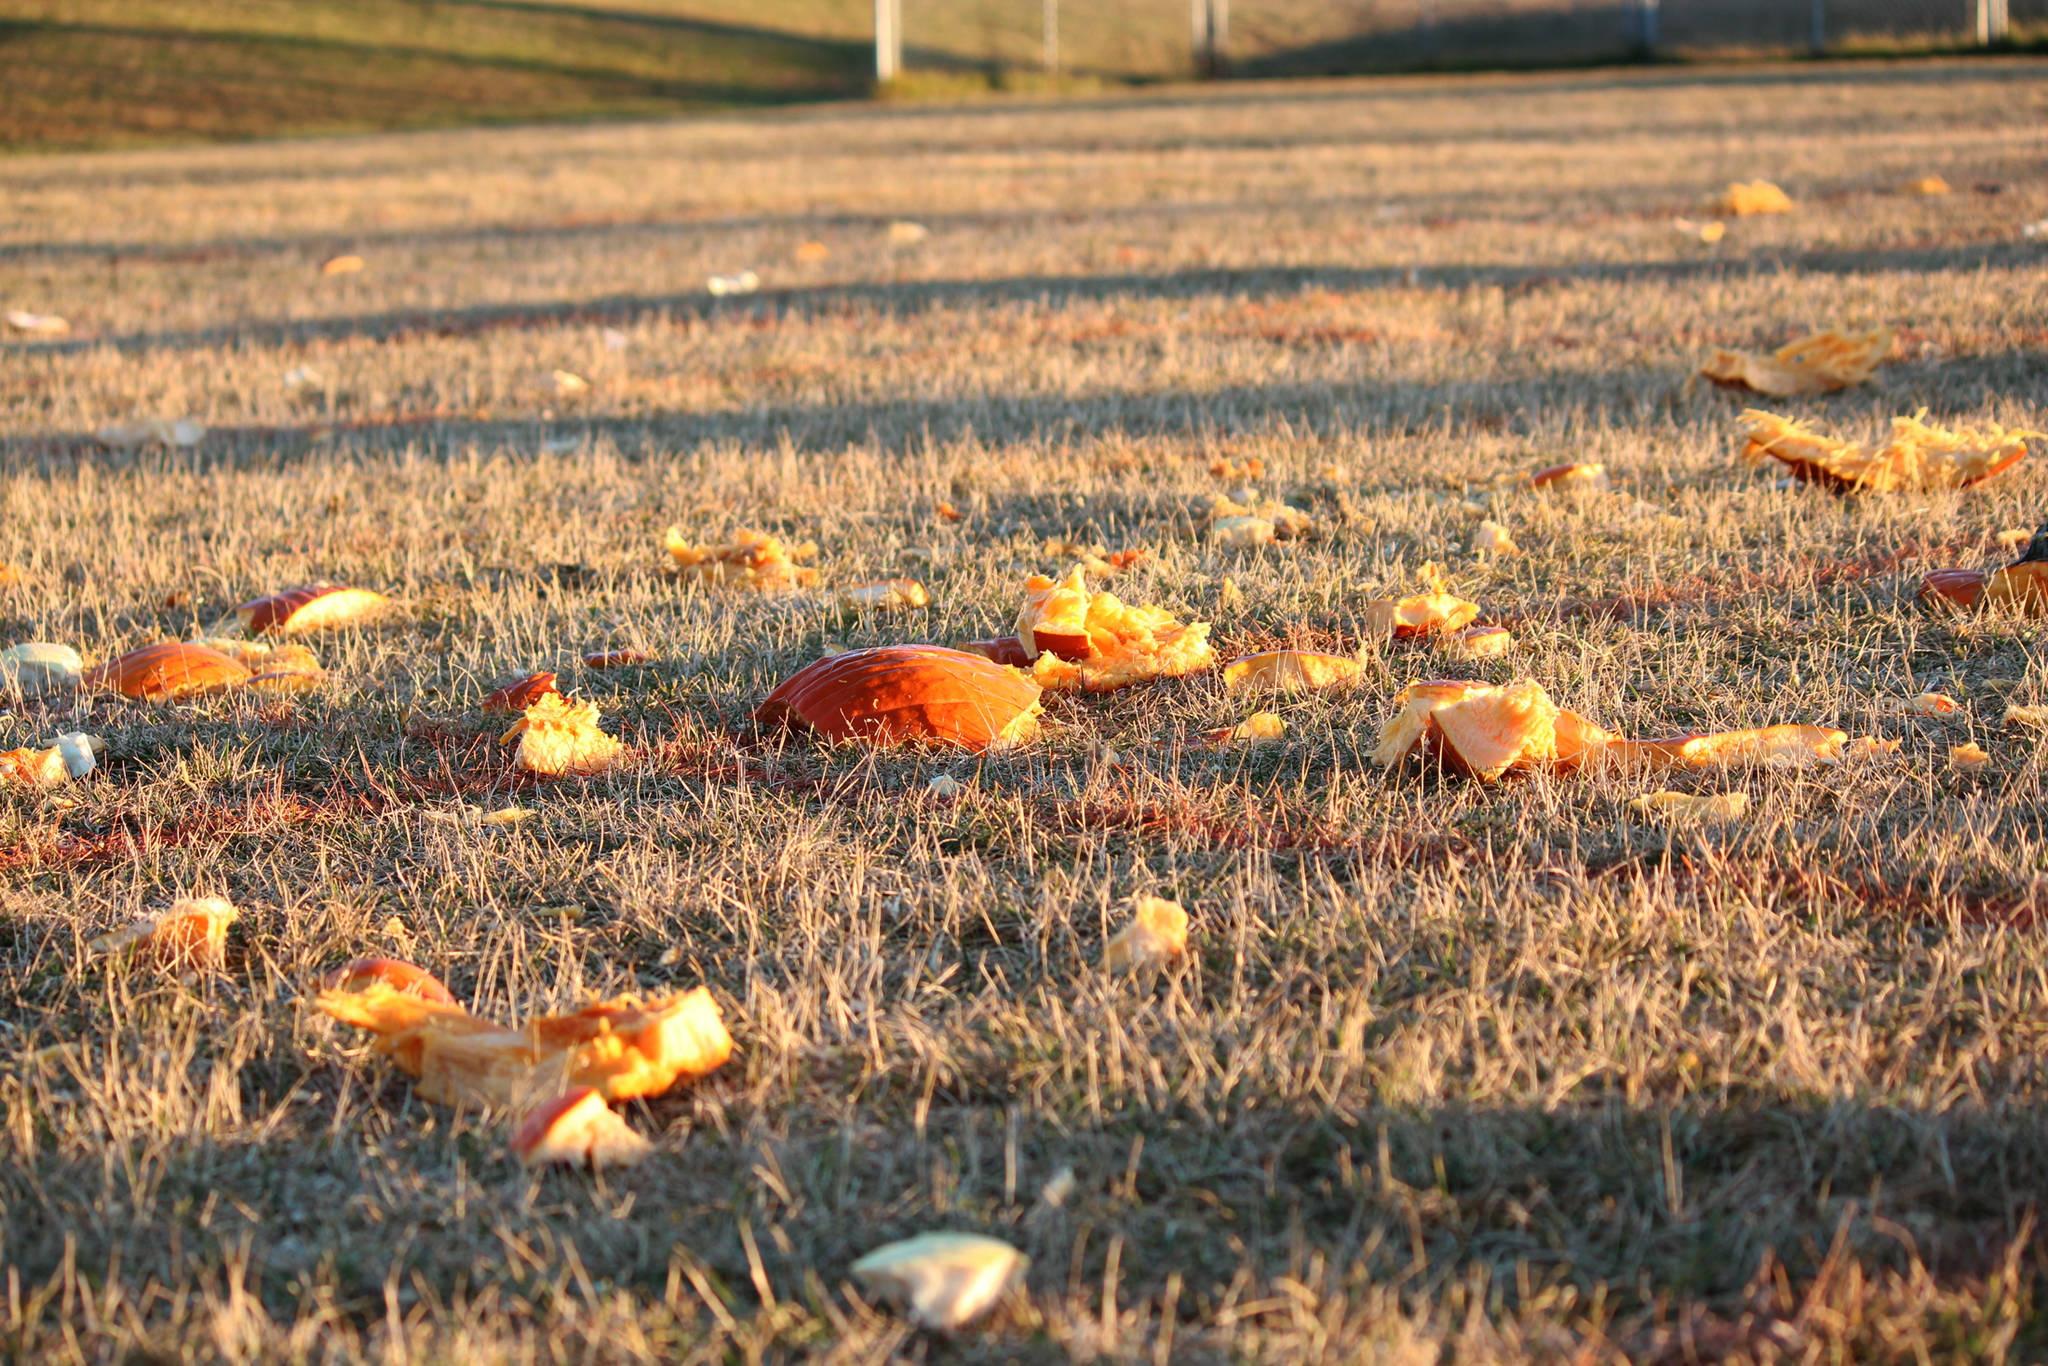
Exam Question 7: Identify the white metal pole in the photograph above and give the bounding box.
[875,0,900,82]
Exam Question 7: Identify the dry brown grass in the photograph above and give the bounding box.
[4,58,2048,1363]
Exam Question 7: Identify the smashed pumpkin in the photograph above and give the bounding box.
[314,973,733,1109]
[1700,328,1891,397]
[501,694,624,775]
[91,897,239,968]
[1014,566,1214,692]
[1917,522,2048,613]
[484,672,561,713]
[84,642,251,701]
[756,645,1042,751]
[511,1087,650,1170]
[1361,563,1481,638]
[237,585,390,634]
[1221,650,1363,694]
[1739,409,2036,492]
[663,528,818,591]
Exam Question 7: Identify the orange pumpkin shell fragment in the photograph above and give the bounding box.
[485,672,561,712]
[1740,409,2037,492]
[237,585,390,635]
[1362,563,1480,638]
[322,957,458,1006]
[501,694,624,775]
[757,645,1042,751]
[84,642,252,700]
[511,1087,650,1170]
[663,528,817,591]
[1700,328,1891,397]
[1221,651,1363,694]
[1013,566,1214,693]
[91,897,239,968]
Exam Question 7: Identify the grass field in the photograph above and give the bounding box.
[5,58,2048,1362]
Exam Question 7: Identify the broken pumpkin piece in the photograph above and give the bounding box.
[237,584,391,635]
[1717,179,1793,215]
[1700,328,1892,397]
[1950,741,1992,771]
[91,897,238,968]
[0,732,98,789]
[1918,522,2048,614]
[851,1233,1029,1333]
[84,641,251,701]
[1471,520,1519,555]
[1222,650,1363,694]
[757,645,1042,751]
[1014,566,1214,692]
[951,636,1035,669]
[485,672,561,712]
[1374,678,1613,777]
[1608,724,1851,770]
[1445,625,1513,659]
[833,579,929,611]
[1628,790,1751,823]
[1361,562,1481,638]
[1102,896,1189,971]
[501,694,624,776]
[511,1087,650,1170]
[0,642,83,697]
[2004,704,2048,729]
[1206,492,1313,545]
[583,649,652,669]
[191,638,325,691]
[1209,457,1266,482]
[1911,692,1961,717]
[1739,408,2037,492]
[662,528,818,591]
[1204,712,1286,746]
[314,982,732,1108]
[1524,462,1611,494]
[322,957,459,1006]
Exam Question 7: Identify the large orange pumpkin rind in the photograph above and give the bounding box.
[83,642,253,701]
[756,645,1042,751]
[237,585,390,635]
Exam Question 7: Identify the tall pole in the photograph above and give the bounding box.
[1636,0,1659,55]
[1211,0,1228,73]
[1977,0,2006,44]
[1190,0,1211,76]
[1808,0,1825,54]
[1043,0,1058,76]
[875,0,900,82]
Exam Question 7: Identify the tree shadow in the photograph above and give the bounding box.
[8,240,2041,362]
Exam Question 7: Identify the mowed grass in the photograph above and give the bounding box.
[5,59,2048,1362]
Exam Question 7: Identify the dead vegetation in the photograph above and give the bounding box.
[3,58,2048,1364]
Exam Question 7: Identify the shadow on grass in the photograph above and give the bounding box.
[7,240,2044,363]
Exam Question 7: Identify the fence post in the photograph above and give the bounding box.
[874,0,900,81]
[1043,0,1058,75]
[1809,0,1825,53]
[1978,0,2008,43]
[1212,0,1229,72]
[1191,0,1210,75]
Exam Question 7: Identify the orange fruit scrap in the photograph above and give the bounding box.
[833,579,929,611]
[583,649,653,669]
[511,1087,650,1170]
[91,897,239,969]
[313,967,733,1109]
[84,642,253,701]
[0,732,97,789]
[1739,409,2037,492]
[1203,712,1286,746]
[1101,897,1189,971]
[237,584,390,635]
[1717,180,1793,215]
[1221,650,1362,694]
[756,645,1042,750]
[484,672,562,712]
[1361,562,1481,638]
[1950,742,1991,771]
[192,637,327,692]
[1917,523,2048,614]
[1445,625,1513,660]
[1206,493,1314,549]
[1375,679,1876,781]
[1524,463,1611,494]
[1014,566,1215,692]
[500,694,624,775]
[1209,457,1265,482]
[662,527,819,591]
[1700,328,1892,397]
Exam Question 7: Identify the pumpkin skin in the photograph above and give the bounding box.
[484,672,561,712]
[756,645,1041,750]
[322,957,458,1005]
[584,649,652,668]
[953,637,1035,668]
[1916,568,1988,610]
[236,585,389,635]
[84,642,252,700]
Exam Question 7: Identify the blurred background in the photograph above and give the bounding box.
[1,0,2042,150]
